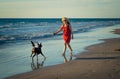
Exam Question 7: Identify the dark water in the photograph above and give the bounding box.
[0,18,120,46]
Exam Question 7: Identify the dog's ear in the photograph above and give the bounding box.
[40,43,42,47]
[37,41,39,46]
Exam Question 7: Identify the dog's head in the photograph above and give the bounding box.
[37,42,42,48]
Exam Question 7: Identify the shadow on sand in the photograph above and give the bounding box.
[75,56,120,60]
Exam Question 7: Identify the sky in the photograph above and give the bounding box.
[0,0,120,18]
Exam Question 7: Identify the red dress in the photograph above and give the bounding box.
[62,25,71,43]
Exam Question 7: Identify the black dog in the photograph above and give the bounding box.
[30,41,46,62]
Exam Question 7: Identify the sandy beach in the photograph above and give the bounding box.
[7,29,120,79]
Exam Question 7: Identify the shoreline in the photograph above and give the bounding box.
[7,28,120,79]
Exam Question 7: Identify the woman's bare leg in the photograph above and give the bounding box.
[67,43,72,52]
[62,42,67,56]
[69,51,72,61]
[63,55,68,63]
[67,43,73,57]
[67,43,73,61]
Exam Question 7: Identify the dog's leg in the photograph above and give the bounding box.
[30,50,34,57]
[41,53,46,60]
[32,54,36,62]
[36,54,38,62]
[30,52,33,57]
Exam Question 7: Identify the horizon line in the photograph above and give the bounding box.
[0,17,120,19]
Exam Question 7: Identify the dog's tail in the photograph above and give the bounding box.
[31,41,35,47]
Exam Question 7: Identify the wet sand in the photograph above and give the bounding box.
[7,29,120,79]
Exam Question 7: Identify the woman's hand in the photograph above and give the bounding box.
[71,35,74,39]
[53,32,56,36]
[53,26,63,36]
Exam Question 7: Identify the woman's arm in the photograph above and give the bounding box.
[53,26,63,35]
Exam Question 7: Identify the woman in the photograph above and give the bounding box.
[53,17,73,56]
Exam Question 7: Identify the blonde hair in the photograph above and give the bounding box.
[62,17,70,25]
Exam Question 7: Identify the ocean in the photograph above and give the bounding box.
[0,18,120,79]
